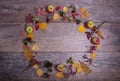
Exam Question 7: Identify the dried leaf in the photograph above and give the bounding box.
[32,64,39,69]
[85,11,90,18]
[23,45,33,61]
[80,14,85,20]
[90,52,97,60]
[79,8,86,13]
[80,62,91,74]
[79,8,90,19]
[26,14,33,23]
[77,24,85,33]
[53,13,60,20]
[97,44,102,50]
[97,29,104,39]
[77,66,82,73]
[63,7,68,12]
[36,69,43,76]
[21,30,25,37]
[55,72,64,79]
[72,61,79,69]
[32,44,39,51]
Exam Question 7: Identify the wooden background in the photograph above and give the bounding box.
[0,0,120,81]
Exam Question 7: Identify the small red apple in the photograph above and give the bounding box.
[91,37,100,45]
[85,21,95,29]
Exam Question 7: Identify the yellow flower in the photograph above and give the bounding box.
[27,33,34,39]
[36,69,43,77]
[72,61,79,69]
[77,66,82,73]
[55,72,64,79]
[39,22,46,31]
[32,64,39,69]
[97,44,102,50]
[77,24,85,33]
[90,52,97,60]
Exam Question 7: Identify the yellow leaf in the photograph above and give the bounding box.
[72,61,79,69]
[32,44,39,51]
[77,24,85,33]
[85,11,90,18]
[53,13,60,20]
[23,45,33,61]
[32,64,39,69]
[39,22,46,31]
[77,66,82,73]
[80,14,85,20]
[97,44,102,50]
[27,33,34,39]
[90,52,97,60]
[55,72,64,79]
[63,7,68,12]
[80,62,91,74]
[36,69,43,77]
[79,8,86,13]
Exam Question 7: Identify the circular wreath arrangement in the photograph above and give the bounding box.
[21,5,105,79]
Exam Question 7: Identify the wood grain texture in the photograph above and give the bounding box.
[0,0,120,81]
[0,23,120,52]
[0,0,120,23]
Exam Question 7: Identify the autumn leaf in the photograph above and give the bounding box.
[55,72,64,79]
[53,13,60,20]
[63,7,68,12]
[72,61,79,69]
[32,43,39,51]
[80,62,91,74]
[39,22,47,31]
[77,24,85,33]
[96,29,104,39]
[36,69,43,77]
[32,64,39,69]
[97,44,102,50]
[90,52,97,60]
[23,45,33,61]
[79,8,90,20]
[77,66,83,73]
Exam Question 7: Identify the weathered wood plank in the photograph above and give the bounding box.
[0,0,120,23]
[0,23,120,52]
[0,52,120,81]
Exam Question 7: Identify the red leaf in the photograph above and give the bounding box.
[56,6,61,11]
[72,12,79,19]
[26,14,34,23]
[35,24,39,31]
[91,46,97,50]
[83,54,88,59]
[21,30,25,37]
